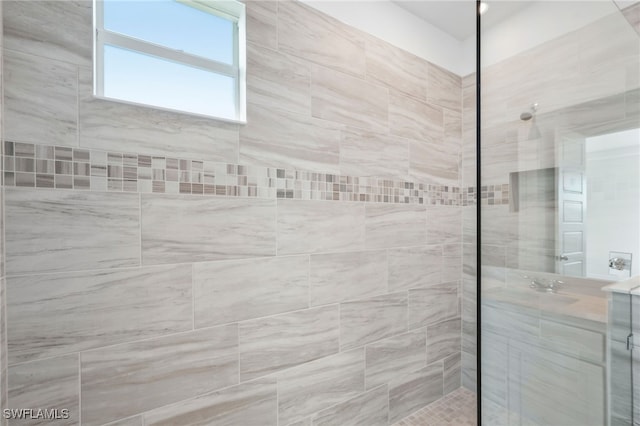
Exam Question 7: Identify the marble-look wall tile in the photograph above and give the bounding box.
[102,417,143,426]
[461,352,477,392]
[277,1,366,77]
[240,103,340,173]
[194,256,309,327]
[309,250,387,306]
[239,305,340,381]
[8,354,79,425]
[5,189,139,275]
[144,378,277,426]
[483,305,539,343]
[388,363,444,423]
[481,331,508,407]
[444,109,463,148]
[427,63,462,112]
[247,42,311,116]
[389,91,443,142]
[287,419,312,426]
[365,329,426,390]
[427,207,462,244]
[81,325,238,425]
[409,138,460,186]
[3,0,92,66]
[277,349,365,425]
[339,128,409,179]
[141,195,276,264]
[311,65,388,133]
[364,204,426,249]
[245,1,277,50]
[427,318,461,363]
[340,292,408,350]
[311,385,388,426]
[387,245,443,292]
[409,281,459,330]
[4,50,77,147]
[364,35,427,101]
[443,352,462,394]
[0,279,5,426]
[443,243,463,283]
[277,200,365,255]
[78,68,239,162]
[7,265,191,364]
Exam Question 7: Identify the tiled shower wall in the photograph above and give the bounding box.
[460,3,640,393]
[0,2,6,425]
[0,1,464,425]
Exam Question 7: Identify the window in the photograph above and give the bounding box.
[94,0,246,122]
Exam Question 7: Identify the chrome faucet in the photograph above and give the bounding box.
[528,277,564,293]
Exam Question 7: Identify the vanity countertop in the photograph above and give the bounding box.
[483,286,607,325]
[601,275,640,295]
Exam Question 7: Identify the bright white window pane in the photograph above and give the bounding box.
[104,44,236,119]
[104,0,234,64]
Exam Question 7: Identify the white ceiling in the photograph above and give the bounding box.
[392,0,536,41]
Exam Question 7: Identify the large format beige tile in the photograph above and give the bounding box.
[340,292,408,350]
[364,204,426,249]
[387,245,443,292]
[78,68,239,162]
[0,278,5,423]
[277,349,365,425]
[247,42,311,115]
[81,325,238,425]
[309,250,387,306]
[443,352,462,394]
[5,189,139,275]
[444,109,463,148]
[277,200,365,255]
[141,195,276,265]
[240,103,340,173]
[311,65,388,133]
[365,329,427,390]
[365,35,427,101]
[311,385,388,426]
[4,0,92,66]
[410,138,460,186]
[388,363,444,423]
[245,1,278,50]
[339,127,409,179]
[389,91,443,142]
[409,281,459,329]
[144,378,277,426]
[194,256,309,327]
[427,206,462,244]
[427,63,462,112]
[8,354,79,426]
[239,305,340,381]
[278,1,366,77]
[4,50,77,147]
[427,318,462,363]
[7,265,192,364]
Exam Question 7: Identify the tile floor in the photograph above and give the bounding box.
[392,387,477,426]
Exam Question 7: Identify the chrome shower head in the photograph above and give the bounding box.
[520,111,533,121]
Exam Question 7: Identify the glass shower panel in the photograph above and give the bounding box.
[479,1,640,425]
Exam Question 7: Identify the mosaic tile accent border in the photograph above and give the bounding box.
[1,141,508,206]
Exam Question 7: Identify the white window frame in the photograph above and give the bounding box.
[93,0,246,123]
